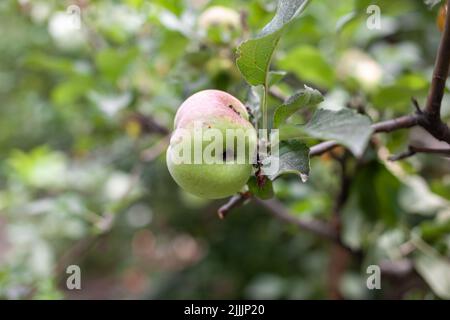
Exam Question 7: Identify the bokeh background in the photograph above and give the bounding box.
[0,0,449,299]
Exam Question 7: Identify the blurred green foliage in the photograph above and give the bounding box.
[0,0,449,300]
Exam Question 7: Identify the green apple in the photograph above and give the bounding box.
[198,6,241,44]
[167,90,257,199]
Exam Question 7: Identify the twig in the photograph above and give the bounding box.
[388,148,416,161]
[372,114,420,133]
[418,0,450,143]
[310,140,340,157]
[129,113,170,135]
[309,114,420,157]
[426,0,450,120]
[254,198,339,243]
[310,13,450,158]
[140,135,170,162]
[217,192,251,219]
[412,97,422,114]
[389,145,450,161]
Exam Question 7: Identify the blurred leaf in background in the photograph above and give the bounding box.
[0,0,448,300]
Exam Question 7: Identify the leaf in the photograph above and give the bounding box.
[399,176,449,215]
[267,140,310,181]
[273,85,323,128]
[247,176,274,200]
[278,45,335,89]
[268,70,287,86]
[304,108,373,157]
[279,108,373,156]
[351,161,403,226]
[336,11,358,33]
[372,74,428,111]
[424,0,442,9]
[415,252,450,299]
[51,76,93,106]
[95,48,138,82]
[278,124,306,141]
[236,0,310,86]
[420,219,450,242]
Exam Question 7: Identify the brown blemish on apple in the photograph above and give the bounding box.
[228,104,241,117]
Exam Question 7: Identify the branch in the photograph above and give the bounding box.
[217,192,251,219]
[254,198,343,245]
[140,135,170,162]
[372,114,420,133]
[309,114,420,157]
[311,7,450,156]
[419,0,450,143]
[389,145,450,161]
[128,113,170,135]
[310,140,339,157]
[425,0,450,120]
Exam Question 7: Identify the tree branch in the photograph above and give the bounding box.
[129,113,170,135]
[254,198,338,241]
[419,0,450,143]
[252,197,362,256]
[217,192,251,219]
[372,114,420,133]
[426,0,450,120]
[389,145,450,161]
[309,114,420,157]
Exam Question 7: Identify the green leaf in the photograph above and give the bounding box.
[351,161,402,226]
[278,45,335,89]
[336,11,358,33]
[399,176,448,215]
[372,74,428,111]
[420,219,450,242]
[415,252,450,299]
[279,108,373,157]
[304,108,373,157]
[248,176,274,200]
[236,0,310,86]
[267,140,310,181]
[273,85,323,128]
[268,70,287,86]
[51,76,93,106]
[95,48,138,82]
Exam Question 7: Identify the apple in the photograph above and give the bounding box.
[167,90,257,199]
[198,6,241,44]
[337,49,383,92]
[198,6,240,31]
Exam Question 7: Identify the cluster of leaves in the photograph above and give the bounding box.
[0,0,448,299]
